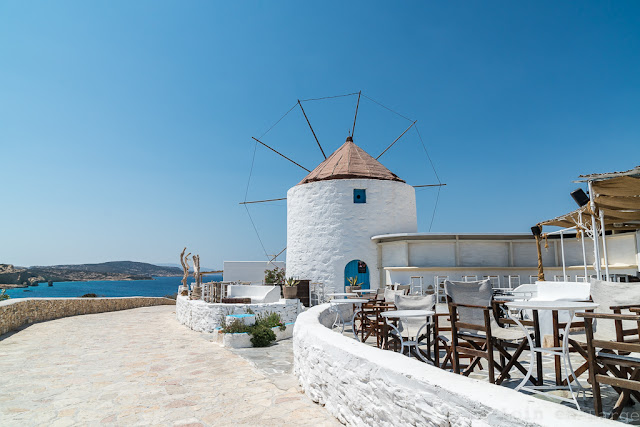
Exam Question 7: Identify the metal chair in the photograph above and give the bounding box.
[410,276,424,295]
[434,276,448,304]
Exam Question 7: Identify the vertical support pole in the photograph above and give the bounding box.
[560,231,567,281]
[588,181,602,279]
[579,213,588,280]
[352,91,361,138]
[535,234,545,281]
[600,209,610,279]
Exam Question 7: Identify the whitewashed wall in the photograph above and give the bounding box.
[287,179,417,295]
[176,296,301,333]
[222,261,285,284]
[378,232,639,288]
[293,304,614,427]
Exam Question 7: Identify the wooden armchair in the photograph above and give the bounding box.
[446,280,541,385]
[554,279,640,387]
[578,310,640,419]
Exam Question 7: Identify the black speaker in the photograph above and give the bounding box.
[531,225,542,237]
[571,188,589,207]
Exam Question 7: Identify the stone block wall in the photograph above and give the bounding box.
[293,303,615,427]
[0,297,176,336]
[176,295,303,333]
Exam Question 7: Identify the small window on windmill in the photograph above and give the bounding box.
[353,189,366,204]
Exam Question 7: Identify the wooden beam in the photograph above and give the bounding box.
[239,197,287,205]
[298,100,326,160]
[252,137,310,172]
[376,121,417,160]
[412,184,447,188]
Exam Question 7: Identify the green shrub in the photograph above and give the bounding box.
[221,318,250,334]
[0,289,9,301]
[256,311,286,331]
[220,311,286,346]
[250,325,276,347]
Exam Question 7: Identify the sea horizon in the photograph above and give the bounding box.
[3,274,223,299]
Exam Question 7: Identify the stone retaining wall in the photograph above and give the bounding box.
[293,303,614,427]
[176,295,303,333]
[0,297,176,336]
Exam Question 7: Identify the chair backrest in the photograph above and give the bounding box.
[394,293,435,312]
[591,279,640,340]
[396,284,411,294]
[444,279,494,329]
[384,288,405,303]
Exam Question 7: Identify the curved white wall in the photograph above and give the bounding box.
[293,304,614,426]
[286,179,417,294]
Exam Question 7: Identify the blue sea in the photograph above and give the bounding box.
[3,274,223,299]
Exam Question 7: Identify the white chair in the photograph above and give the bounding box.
[462,275,478,282]
[529,275,538,284]
[554,275,568,282]
[507,275,520,289]
[434,276,448,304]
[410,276,424,295]
[575,275,588,283]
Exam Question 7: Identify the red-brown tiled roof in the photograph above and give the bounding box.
[298,137,404,185]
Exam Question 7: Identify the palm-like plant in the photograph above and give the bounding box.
[346,277,363,287]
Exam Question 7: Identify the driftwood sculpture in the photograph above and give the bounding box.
[179,248,191,296]
[190,254,202,300]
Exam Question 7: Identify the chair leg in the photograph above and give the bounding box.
[486,339,495,384]
[585,318,603,417]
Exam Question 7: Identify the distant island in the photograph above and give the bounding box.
[0,261,183,288]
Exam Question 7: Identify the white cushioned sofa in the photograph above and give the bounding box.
[226,285,280,304]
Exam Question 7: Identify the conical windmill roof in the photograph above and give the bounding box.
[298,137,405,185]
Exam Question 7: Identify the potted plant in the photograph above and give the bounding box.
[283,277,299,299]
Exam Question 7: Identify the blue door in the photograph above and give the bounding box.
[344,260,370,290]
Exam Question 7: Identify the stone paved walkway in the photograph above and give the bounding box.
[0,306,339,427]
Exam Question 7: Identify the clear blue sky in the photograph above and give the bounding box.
[1,1,639,268]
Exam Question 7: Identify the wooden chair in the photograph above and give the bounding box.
[554,279,640,387]
[579,310,640,419]
[445,279,541,385]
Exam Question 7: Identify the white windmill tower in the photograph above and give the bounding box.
[286,136,417,293]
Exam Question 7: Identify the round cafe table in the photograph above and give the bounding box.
[327,292,357,299]
[381,309,435,363]
[329,298,370,340]
[506,300,598,410]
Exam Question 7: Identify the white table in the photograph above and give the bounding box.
[381,309,435,363]
[506,300,598,409]
[327,292,357,299]
[329,298,370,340]
[353,289,376,294]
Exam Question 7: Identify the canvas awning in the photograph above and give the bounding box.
[539,167,640,231]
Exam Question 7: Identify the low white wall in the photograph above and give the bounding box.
[293,304,615,426]
[176,295,302,333]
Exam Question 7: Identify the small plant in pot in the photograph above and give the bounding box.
[283,277,299,299]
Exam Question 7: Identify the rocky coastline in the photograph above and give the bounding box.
[0,262,182,288]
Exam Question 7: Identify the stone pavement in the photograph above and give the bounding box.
[0,305,339,427]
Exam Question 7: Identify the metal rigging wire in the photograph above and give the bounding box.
[361,93,414,122]
[244,102,299,260]
[415,124,442,231]
[299,92,359,102]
